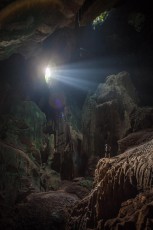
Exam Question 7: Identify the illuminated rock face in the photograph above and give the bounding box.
[66,136,153,230]
[82,71,138,161]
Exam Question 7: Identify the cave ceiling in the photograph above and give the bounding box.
[0,0,121,60]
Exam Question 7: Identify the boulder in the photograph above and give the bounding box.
[40,169,61,191]
[0,191,79,230]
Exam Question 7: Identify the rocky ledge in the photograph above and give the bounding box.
[66,132,153,229]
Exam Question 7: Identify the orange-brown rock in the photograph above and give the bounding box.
[66,136,153,229]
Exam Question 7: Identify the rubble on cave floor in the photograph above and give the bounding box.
[0,177,93,230]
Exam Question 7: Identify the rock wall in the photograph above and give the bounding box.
[82,71,138,163]
[0,99,47,204]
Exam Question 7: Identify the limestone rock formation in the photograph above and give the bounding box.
[0,97,62,205]
[118,106,153,153]
[0,141,40,205]
[40,168,61,191]
[104,189,153,229]
[66,134,153,229]
[82,71,138,161]
[130,107,153,132]
[118,129,153,154]
[0,0,84,59]
[0,0,121,60]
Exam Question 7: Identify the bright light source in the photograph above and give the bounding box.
[45,66,52,83]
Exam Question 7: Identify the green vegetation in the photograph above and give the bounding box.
[92,11,109,29]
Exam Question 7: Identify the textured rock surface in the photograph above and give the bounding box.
[59,177,93,199]
[0,97,63,205]
[80,0,120,26]
[0,0,84,59]
[0,100,47,161]
[0,178,93,230]
[0,0,121,60]
[66,136,153,229]
[82,71,138,160]
[104,189,153,230]
[40,168,61,191]
[0,141,40,205]
[130,107,153,132]
[118,129,153,154]
[1,191,79,230]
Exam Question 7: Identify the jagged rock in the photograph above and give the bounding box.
[63,182,91,199]
[66,136,153,229]
[0,100,46,153]
[82,71,138,161]
[40,169,61,191]
[58,177,93,199]
[118,105,153,154]
[104,189,153,230]
[0,141,40,205]
[50,151,61,173]
[69,124,83,176]
[51,99,83,179]
[82,92,97,157]
[87,155,100,177]
[0,0,122,60]
[118,129,153,154]
[0,0,85,60]
[97,71,138,110]
[130,107,153,132]
[60,148,74,180]
[80,0,121,26]
[41,135,54,164]
[0,100,54,205]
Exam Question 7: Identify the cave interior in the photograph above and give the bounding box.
[0,0,153,229]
